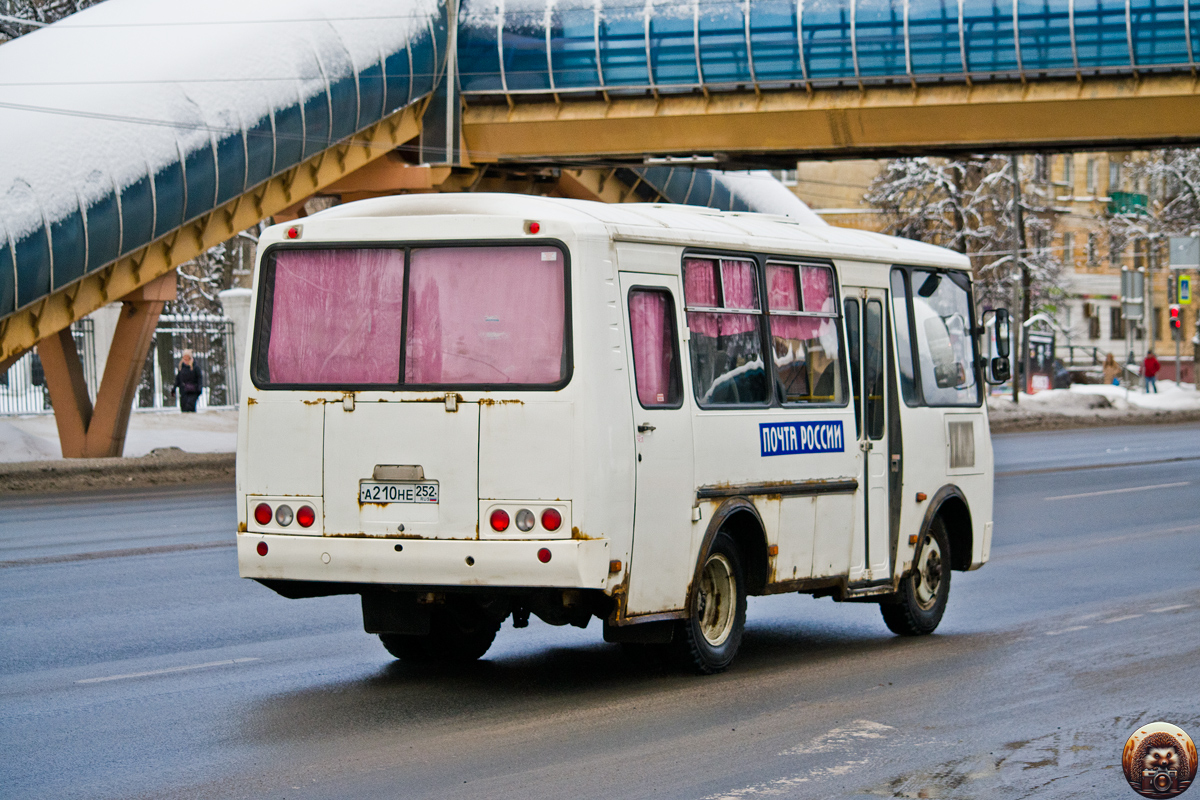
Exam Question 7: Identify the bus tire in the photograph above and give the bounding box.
[379,606,500,664]
[881,516,951,636]
[674,531,747,674]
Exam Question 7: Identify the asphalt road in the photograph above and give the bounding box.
[2,423,1198,799]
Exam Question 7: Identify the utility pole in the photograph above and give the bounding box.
[1009,155,1028,403]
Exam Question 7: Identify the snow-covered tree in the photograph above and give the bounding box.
[866,155,1064,313]
[0,0,103,42]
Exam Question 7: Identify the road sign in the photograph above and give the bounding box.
[1171,237,1200,269]
[1181,275,1192,305]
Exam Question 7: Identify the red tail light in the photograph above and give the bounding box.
[297,505,316,528]
[541,508,562,531]
[490,509,510,532]
[254,503,272,526]
[256,541,268,556]
[537,547,552,563]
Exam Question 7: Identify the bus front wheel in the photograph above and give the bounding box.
[674,531,747,674]
[881,517,951,636]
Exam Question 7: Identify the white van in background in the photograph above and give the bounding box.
[236,194,1008,673]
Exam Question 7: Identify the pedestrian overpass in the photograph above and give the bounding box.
[2,0,1198,456]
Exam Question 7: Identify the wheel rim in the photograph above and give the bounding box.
[697,552,736,646]
[912,533,944,611]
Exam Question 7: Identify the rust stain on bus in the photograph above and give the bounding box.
[237,522,247,532]
[571,527,599,540]
[245,397,257,405]
[477,398,524,406]
[301,398,325,406]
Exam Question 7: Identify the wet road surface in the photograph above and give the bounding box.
[1,422,1198,799]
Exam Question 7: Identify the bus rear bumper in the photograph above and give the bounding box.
[237,533,612,590]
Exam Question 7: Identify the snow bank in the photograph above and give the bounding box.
[0,408,237,462]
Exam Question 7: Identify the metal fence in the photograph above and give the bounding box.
[0,314,238,416]
[136,314,238,411]
[0,319,95,415]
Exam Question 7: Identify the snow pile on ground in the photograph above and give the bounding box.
[0,408,237,462]
[988,381,1200,430]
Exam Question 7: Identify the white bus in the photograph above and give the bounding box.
[236,194,1010,673]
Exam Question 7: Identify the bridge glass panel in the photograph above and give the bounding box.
[410,21,441,100]
[356,62,386,124]
[459,11,505,93]
[855,0,908,78]
[271,102,305,175]
[552,7,602,89]
[49,210,86,289]
[0,240,14,315]
[598,9,650,88]
[1016,0,1076,72]
[961,0,1020,76]
[84,190,121,274]
[329,74,360,142]
[214,132,247,207]
[502,7,554,92]
[244,115,276,188]
[118,176,154,260]
[804,3,855,80]
[382,44,417,108]
[1073,0,1134,68]
[301,88,332,160]
[649,8,699,86]
[1129,0,1189,66]
[152,160,185,240]
[183,140,218,224]
[907,0,964,76]
[13,228,51,310]
[749,0,804,82]
[697,4,753,85]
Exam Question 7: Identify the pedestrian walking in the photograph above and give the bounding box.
[172,349,203,412]
[1102,352,1121,386]
[1143,350,1160,393]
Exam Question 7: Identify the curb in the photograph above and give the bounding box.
[0,449,234,494]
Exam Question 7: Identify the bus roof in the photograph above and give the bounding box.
[307,193,972,271]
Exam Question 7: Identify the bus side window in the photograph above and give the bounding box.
[683,257,769,406]
[766,263,844,405]
[890,269,919,406]
[909,269,980,406]
[629,289,683,409]
[844,298,862,438]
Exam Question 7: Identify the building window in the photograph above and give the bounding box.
[1153,308,1162,342]
[1087,233,1098,268]
[1109,160,1121,195]
[1110,306,1125,340]
[1061,155,1073,188]
[1084,303,1102,339]
[771,169,797,186]
[1062,232,1074,265]
[1034,154,1049,183]
[1110,234,1125,268]
[1086,159,1096,194]
[1133,238,1146,269]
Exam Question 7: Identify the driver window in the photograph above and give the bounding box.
[683,256,768,406]
[909,269,980,406]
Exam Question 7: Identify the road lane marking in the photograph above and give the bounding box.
[0,540,234,568]
[782,720,894,755]
[1046,625,1089,635]
[1043,481,1190,501]
[77,657,259,684]
[1149,604,1192,613]
[1102,614,1143,624]
[998,454,1200,477]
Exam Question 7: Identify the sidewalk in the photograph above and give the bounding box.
[987,380,1200,432]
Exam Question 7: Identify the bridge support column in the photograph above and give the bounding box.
[39,271,176,458]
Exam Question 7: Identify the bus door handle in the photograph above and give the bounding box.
[637,423,657,434]
[859,440,872,452]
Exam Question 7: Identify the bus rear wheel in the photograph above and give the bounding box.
[881,517,951,636]
[673,531,747,674]
[379,605,501,664]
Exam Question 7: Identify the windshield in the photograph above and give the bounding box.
[252,244,568,389]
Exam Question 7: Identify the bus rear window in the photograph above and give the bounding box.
[253,244,568,389]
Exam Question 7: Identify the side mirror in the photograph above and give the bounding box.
[993,309,1011,358]
[989,356,1011,384]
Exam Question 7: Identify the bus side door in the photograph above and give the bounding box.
[618,272,696,615]
[844,288,893,582]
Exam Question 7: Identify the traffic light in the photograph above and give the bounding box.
[1169,305,1182,332]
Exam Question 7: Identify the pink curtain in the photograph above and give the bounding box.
[266,248,405,384]
[629,290,674,406]
[683,257,757,337]
[405,246,565,385]
[768,264,833,340]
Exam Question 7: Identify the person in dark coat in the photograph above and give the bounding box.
[172,349,203,412]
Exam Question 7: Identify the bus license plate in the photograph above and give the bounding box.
[359,482,439,504]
